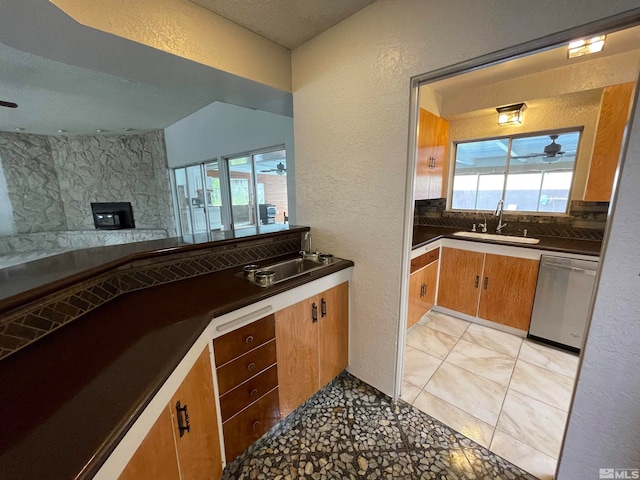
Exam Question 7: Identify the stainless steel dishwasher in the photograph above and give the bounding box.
[528,255,599,351]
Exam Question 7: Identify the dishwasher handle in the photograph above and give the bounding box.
[543,264,597,276]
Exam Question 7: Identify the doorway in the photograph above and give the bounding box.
[396,20,640,480]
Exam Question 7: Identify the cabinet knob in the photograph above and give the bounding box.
[252,420,260,430]
[245,335,254,344]
[247,362,256,371]
[250,388,258,397]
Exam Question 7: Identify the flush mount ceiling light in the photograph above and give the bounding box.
[568,35,605,58]
[496,103,527,126]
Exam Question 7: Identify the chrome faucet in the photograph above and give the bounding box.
[301,231,312,256]
[494,199,507,234]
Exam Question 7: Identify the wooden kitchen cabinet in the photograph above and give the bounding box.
[118,408,180,480]
[477,254,539,330]
[318,281,349,387]
[437,247,539,331]
[437,248,484,316]
[213,314,279,463]
[407,249,439,329]
[276,282,349,417]
[584,82,635,202]
[415,108,450,200]
[119,347,222,480]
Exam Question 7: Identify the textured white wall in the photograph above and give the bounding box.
[164,101,296,222]
[50,0,291,92]
[448,89,602,201]
[557,78,640,478]
[292,0,640,395]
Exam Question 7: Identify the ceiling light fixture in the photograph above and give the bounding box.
[496,103,527,126]
[568,35,605,58]
[15,127,25,131]
[57,129,68,133]
[122,128,133,132]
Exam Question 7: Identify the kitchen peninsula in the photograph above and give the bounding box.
[0,225,354,480]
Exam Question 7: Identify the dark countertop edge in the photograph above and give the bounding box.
[412,227,602,257]
[0,226,310,315]
[80,258,354,480]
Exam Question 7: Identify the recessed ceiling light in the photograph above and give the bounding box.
[57,129,68,133]
[15,127,25,131]
[122,128,133,132]
[96,129,106,133]
[568,35,605,58]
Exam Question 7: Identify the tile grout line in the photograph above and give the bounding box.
[489,336,524,450]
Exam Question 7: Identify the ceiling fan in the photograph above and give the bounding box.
[260,162,286,175]
[512,135,574,162]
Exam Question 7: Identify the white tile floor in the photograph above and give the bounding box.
[402,311,580,480]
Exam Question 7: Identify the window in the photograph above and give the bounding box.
[173,147,288,235]
[451,130,580,213]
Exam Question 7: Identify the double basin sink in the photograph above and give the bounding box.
[453,231,540,244]
[243,253,337,287]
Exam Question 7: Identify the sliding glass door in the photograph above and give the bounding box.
[173,146,288,235]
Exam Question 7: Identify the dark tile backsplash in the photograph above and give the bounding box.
[415,198,607,241]
[0,232,302,361]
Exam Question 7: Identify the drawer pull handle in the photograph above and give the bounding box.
[312,303,318,323]
[250,388,259,397]
[175,401,190,438]
[484,277,489,290]
[474,275,479,288]
[245,335,254,344]
[247,362,256,371]
[321,298,327,318]
[252,420,260,430]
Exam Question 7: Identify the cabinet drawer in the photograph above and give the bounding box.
[216,340,277,395]
[411,249,439,273]
[219,364,279,422]
[213,314,275,367]
[222,388,280,462]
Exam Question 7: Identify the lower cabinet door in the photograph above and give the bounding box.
[222,388,280,462]
[407,270,425,329]
[422,261,438,313]
[318,282,349,388]
[438,248,484,316]
[118,407,180,480]
[275,297,319,417]
[170,348,223,480]
[478,254,539,331]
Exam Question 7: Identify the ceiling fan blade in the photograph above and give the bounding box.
[0,100,18,108]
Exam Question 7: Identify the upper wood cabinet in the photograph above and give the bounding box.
[415,108,450,200]
[276,282,349,417]
[119,347,222,480]
[437,247,539,331]
[584,82,635,202]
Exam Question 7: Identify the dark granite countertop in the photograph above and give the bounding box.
[0,254,354,480]
[0,225,309,314]
[412,225,602,256]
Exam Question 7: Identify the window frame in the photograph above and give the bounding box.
[447,126,583,215]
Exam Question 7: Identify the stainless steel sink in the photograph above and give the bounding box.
[244,254,337,287]
[453,231,540,244]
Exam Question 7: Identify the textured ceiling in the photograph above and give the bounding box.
[190,0,377,49]
[0,0,292,136]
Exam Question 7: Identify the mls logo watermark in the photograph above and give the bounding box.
[600,468,640,479]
